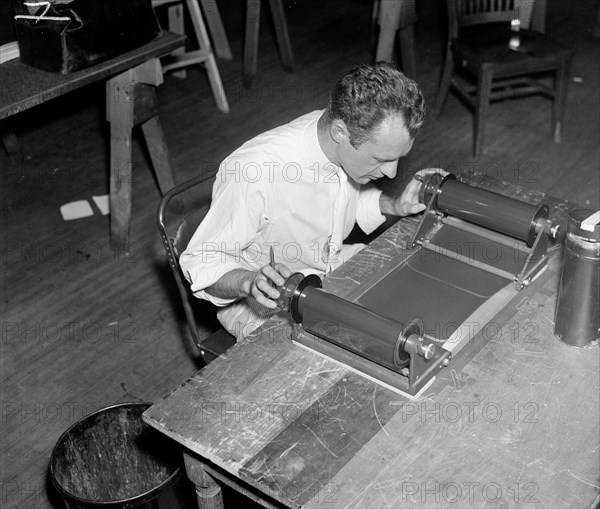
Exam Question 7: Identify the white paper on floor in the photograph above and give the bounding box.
[60,200,94,220]
[92,195,110,215]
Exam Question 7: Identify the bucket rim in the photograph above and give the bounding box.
[49,402,182,507]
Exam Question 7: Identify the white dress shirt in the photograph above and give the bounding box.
[180,110,386,339]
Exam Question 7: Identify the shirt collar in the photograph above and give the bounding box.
[303,110,341,177]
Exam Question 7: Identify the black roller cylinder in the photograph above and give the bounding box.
[421,174,548,247]
[295,285,422,372]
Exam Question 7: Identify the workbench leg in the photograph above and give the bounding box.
[183,452,224,509]
[141,116,176,195]
[106,70,135,255]
[107,59,176,255]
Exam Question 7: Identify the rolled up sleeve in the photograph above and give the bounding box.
[356,184,385,235]
[180,164,267,307]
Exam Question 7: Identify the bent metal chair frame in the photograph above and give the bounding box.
[157,173,235,363]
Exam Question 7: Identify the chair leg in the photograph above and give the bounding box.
[205,53,230,113]
[474,66,493,158]
[375,23,397,62]
[434,46,454,118]
[398,24,417,80]
[268,0,294,72]
[370,0,380,48]
[375,0,401,62]
[186,0,229,112]
[552,57,572,143]
[199,0,233,59]
[244,0,261,87]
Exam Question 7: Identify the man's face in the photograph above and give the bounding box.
[337,114,414,185]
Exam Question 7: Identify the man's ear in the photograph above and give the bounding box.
[330,119,350,145]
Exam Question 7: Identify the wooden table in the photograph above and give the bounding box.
[144,176,600,509]
[0,32,185,254]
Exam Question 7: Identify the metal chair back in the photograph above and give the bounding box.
[157,173,235,362]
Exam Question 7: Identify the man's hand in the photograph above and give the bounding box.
[243,263,293,309]
[380,168,448,217]
[205,263,293,308]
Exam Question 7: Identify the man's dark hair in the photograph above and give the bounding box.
[324,62,426,148]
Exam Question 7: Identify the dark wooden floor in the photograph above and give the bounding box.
[1,1,598,508]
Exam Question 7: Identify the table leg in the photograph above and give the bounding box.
[106,69,135,255]
[106,59,176,255]
[183,451,224,509]
[141,116,176,194]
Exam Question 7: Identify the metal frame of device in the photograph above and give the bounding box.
[279,174,557,398]
[411,173,557,291]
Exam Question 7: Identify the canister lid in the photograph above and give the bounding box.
[567,209,600,241]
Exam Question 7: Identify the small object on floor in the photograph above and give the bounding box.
[60,200,94,221]
[92,194,110,215]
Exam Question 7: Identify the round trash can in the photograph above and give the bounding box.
[50,403,183,509]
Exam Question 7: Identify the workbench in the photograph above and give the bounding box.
[144,175,600,509]
[0,32,185,254]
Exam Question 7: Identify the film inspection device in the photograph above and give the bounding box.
[276,173,559,397]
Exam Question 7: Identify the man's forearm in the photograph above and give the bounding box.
[205,269,254,300]
[379,193,397,216]
[378,176,428,217]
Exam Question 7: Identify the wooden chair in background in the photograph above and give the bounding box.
[243,0,294,87]
[157,173,236,364]
[435,0,573,157]
[152,0,230,112]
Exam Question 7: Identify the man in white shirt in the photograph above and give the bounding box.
[181,62,442,340]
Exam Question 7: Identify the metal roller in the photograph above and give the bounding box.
[419,174,549,247]
[277,273,432,374]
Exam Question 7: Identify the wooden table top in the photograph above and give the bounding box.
[144,176,600,509]
[0,31,185,120]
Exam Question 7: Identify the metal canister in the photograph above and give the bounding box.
[554,209,600,347]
